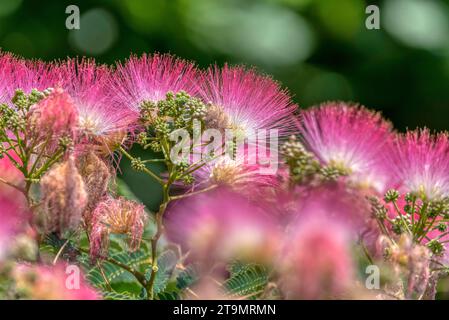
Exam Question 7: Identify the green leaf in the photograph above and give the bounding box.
[145,249,179,296]
[87,249,151,290]
[157,291,180,300]
[224,263,269,299]
[176,264,200,290]
[102,290,139,300]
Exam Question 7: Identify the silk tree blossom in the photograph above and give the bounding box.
[198,65,297,139]
[389,129,449,200]
[166,189,281,264]
[89,197,147,259]
[112,53,198,110]
[12,263,98,300]
[298,102,394,193]
[279,214,355,299]
[0,52,56,104]
[192,145,280,199]
[52,59,138,153]
[0,52,19,104]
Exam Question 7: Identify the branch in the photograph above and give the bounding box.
[119,146,165,185]
[0,177,26,194]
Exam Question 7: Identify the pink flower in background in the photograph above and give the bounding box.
[389,129,449,200]
[298,102,394,193]
[0,150,24,194]
[0,197,28,261]
[112,53,199,109]
[89,197,147,259]
[294,181,374,235]
[198,65,297,137]
[166,189,281,264]
[279,215,355,299]
[13,263,99,300]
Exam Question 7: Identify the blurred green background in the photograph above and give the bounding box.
[1,0,449,210]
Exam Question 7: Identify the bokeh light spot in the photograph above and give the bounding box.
[69,8,118,56]
[0,0,22,17]
[384,0,449,50]
[314,0,365,40]
[185,0,315,66]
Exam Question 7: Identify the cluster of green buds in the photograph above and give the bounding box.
[282,135,320,183]
[0,88,74,188]
[140,91,207,132]
[0,89,46,137]
[130,91,213,186]
[174,160,195,185]
[282,135,348,184]
[374,188,449,256]
[137,91,208,153]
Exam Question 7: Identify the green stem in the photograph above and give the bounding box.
[145,135,174,300]
[414,202,429,241]
[119,146,164,185]
[418,215,438,243]
[35,151,64,178]
[146,182,171,299]
[142,159,165,163]
[28,135,52,176]
[392,200,412,235]
[77,247,147,287]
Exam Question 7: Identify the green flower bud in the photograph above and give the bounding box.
[384,189,399,203]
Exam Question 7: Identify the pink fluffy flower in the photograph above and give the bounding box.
[51,59,138,152]
[0,52,56,104]
[389,129,449,200]
[279,215,355,299]
[0,197,28,260]
[166,189,281,264]
[192,145,280,200]
[13,263,99,300]
[0,52,18,104]
[112,53,198,109]
[198,65,297,138]
[298,102,394,193]
[89,197,147,259]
